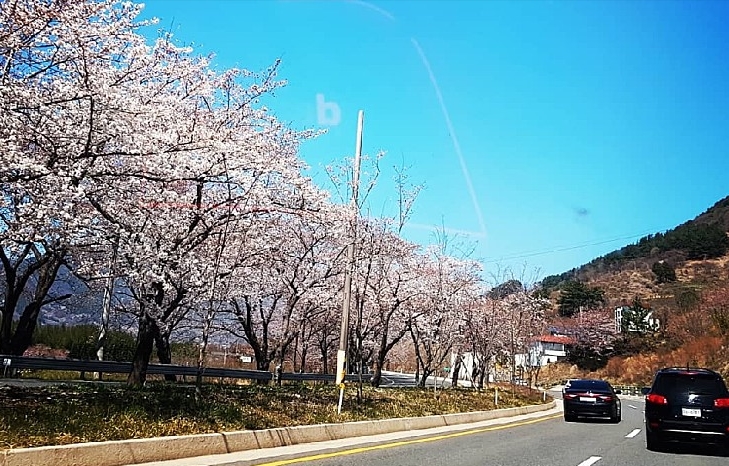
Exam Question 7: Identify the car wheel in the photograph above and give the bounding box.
[564,412,577,422]
[610,406,621,423]
[646,431,662,451]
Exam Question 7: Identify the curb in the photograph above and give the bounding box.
[0,401,555,466]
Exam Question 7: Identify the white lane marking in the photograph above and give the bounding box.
[577,456,602,466]
[629,404,638,409]
[626,429,641,438]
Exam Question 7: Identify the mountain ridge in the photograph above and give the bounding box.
[540,195,729,300]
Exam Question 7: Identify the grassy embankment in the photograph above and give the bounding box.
[0,380,546,450]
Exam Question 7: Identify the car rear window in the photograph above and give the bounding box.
[567,380,610,391]
[653,373,728,396]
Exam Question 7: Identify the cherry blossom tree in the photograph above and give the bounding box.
[408,239,482,388]
[1,0,331,387]
[362,228,422,387]
[304,286,343,374]
[225,198,339,375]
[501,286,548,384]
[459,294,509,389]
[349,161,423,388]
[1,0,164,354]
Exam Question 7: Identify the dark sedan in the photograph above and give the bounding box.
[563,378,621,423]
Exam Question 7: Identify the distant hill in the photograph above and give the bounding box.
[0,263,134,329]
[694,196,729,230]
[540,195,729,300]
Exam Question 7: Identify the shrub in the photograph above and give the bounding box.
[32,324,136,361]
[651,261,676,284]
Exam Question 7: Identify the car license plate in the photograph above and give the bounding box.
[682,408,701,417]
[579,396,596,402]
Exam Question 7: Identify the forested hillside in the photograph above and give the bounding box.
[540,195,729,295]
[537,195,729,384]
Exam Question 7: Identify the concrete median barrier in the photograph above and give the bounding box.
[0,401,556,466]
[1,433,229,466]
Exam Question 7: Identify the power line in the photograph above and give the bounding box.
[483,227,672,264]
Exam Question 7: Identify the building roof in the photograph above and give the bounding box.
[535,335,575,345]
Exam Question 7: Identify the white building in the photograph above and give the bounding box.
[514,334,574,368]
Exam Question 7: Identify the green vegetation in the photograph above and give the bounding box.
[651,261,676,284]
[30,324,204,368]
[0,382,546,450]
[618,298,655,336]
[32,325,136,361]
[566,345,609,372]
[556,281,605,317]
[600,221,729,264]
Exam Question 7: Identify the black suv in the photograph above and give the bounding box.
[643,367,729,451]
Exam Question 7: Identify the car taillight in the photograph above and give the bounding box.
[714,398,729,408]
[598,395,613,401]
[564,393,578,399]
[646,393,668,405]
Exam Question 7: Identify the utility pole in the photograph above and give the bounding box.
[336,110,364,414]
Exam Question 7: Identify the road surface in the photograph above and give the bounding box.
[137,392,728,466]
[379,370,452,388]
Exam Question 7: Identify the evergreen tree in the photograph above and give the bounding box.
[557,281,605,317]
[651,261,676,284]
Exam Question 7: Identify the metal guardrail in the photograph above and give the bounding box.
[614,385,645,396]
[0,355,370,383]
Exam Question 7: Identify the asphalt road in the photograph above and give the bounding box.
[231,396,727,466]
[379,370,451,388]
[138,393,728,466]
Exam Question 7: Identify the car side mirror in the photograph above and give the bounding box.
[640,387,650,395]
[614,389,622,395]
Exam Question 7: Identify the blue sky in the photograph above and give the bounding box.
[139,0,729,280]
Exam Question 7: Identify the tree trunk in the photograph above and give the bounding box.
[292,331,299,372]
[370,362,383,387]
[299,344,308,373]
[0,246,26,354]
[8,253,65,356]
[369,321,409,388]
[0,294,18,354]
[369,344,390,388]
[9,302,41,356]
[478,370,486,390]
[319,336,329,375]
[154,328,176,382]
[451,355,462,388]
[472,365,482,390]
[127,312,155,386]
[418,369,432,388]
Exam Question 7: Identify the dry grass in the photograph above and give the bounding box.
[584,255,729,309]
[0,382,546,450]
[596,336,729,385]
[535,335,729,388]
[537,363,590,387]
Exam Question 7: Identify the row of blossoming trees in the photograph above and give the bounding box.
[1,0,548,387]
